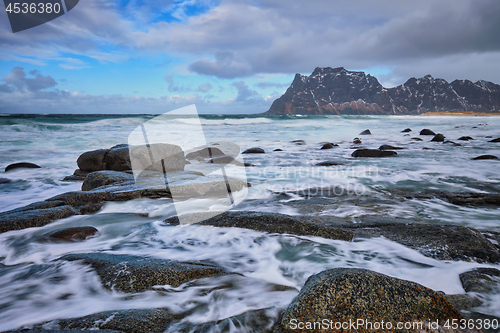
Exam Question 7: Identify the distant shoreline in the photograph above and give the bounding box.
[420,111,500,116]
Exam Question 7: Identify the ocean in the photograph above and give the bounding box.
[1,113,500,331]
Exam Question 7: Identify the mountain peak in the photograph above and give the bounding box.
[265,67,500,115]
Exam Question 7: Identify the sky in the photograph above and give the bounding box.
[1,0,500,114]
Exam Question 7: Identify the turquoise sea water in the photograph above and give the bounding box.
[0,113,500,331]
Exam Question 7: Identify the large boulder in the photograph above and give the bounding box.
[77,149,109,172]
[276,268,468,333]
[77,144,185,173]
[352,149,397,157]
[61,253,229,292]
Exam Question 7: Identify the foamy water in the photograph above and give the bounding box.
[1,114,500,331]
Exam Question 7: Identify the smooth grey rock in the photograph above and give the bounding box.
[77,149,109,172]
[61,253,229,292]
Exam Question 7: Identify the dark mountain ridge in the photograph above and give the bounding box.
[264,67,500,115]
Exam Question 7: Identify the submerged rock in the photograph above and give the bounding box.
[290,140,306,145]
[276,268,465,333]
[0,177,11,184]
[242,147,265,154]
[488,137,500,143]
[460,267,500,293]
[351,149,397,157]
[57,308,177,333]
[352,137,362,144]
[443,140,462,146]
[431,133,445,142]
[315,161,345,166]
[320,142,338,149]
[359,129,371,135]
[171,211,353,241]
[472,155,498,160]
[458,136,474,141]
[61,253,229,292]
[44,226,98,242]
[379,144,404,150]
[411,137,423,141]
[4,162,41,172]
[273,148,283,152]
[420,129,436,135]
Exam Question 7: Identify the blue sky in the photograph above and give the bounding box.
[1,0,500,114]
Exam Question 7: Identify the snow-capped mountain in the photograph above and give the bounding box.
[264,67,500,115]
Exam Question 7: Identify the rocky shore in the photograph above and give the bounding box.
[2,130,500,333]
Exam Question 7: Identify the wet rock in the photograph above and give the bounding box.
[411,137,423,141]
[401,128,412,132]
[443,140,462,146]
[185,146,225,159]
[347,217,500,263]
[63,169,90,181]
[488,137,500,143]
[359,129,371,135]
[82,170,135,191]
[168,308,277,333]
[352,137,362,144]
[458,136,474,141]
[315,161,345,166]
[351,149,397,157]
[276,268,465,333]
[44,226,99,242]
[291,140,306,145]
[378,144,404,150]
[431,192,500,206]
[320,143,338,149]
[61,253,229,292]
[0,205,80,234]
[57,308,178,333]
[77,149,109,172]
[472,155,498,160]
[243,147,265,154]
[0,177,11,184]
[444,294,483,312]
[77,144,185,172]
[4,162,41,172]
[273,148,283,152]
[208,155,245,166]
[191,211,353,241]
[420,129,436,135]
[459,268,500,293]
[7,330,123,333]
[431,133,445,142]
